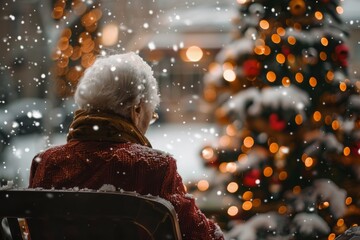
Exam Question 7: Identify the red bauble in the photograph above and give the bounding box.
[243,169,261,187]
[281,45,291,57]
[243,59,261,78]
[351,142,360,157]
[269,113,287,131]
[335,44,349,67]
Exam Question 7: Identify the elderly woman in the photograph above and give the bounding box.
[29,52,224,240]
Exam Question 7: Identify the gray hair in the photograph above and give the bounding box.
[74,52,160,116]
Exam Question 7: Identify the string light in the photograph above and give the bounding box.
[295,114,303,125]
[315,11,323,20]
[186,46,203,62]
[263,167,273,177]
[227,182,239,193]
[243,136,254,148]
[295,72,304,83]
[321,37,329,46]
[197,180,210,191]
[343,147,351,156]
[266,71,277,82]
[259,20,270,30]
[309,77,317,87]
[271,34,281,44]
[242,201,253,211]
[223,69,237,82]
[228,206,239,216]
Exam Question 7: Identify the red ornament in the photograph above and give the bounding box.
[243,169,261,187]
[281,45,291,57]
[269,113,287,131]
[243,59,261,78]
[335,44,349,67]
[351,142,360,157]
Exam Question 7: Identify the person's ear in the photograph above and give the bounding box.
[130,104,141,125]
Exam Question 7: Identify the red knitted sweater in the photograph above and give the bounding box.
[29,141,224,240]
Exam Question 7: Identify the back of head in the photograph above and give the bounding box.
[74,52,160,116]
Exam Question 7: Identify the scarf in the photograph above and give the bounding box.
[67,109,152,147]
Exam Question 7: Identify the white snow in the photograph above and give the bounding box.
[0,123,217,187]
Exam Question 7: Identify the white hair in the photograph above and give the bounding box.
[74,52,160,116]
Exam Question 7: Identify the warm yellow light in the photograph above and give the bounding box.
[315,11,323,20]
[282,77,291,87]
[269,142,279,153]
[243,136,254,148]
[332,120,340,130]
[219,135,231,148]
[287,54,295,64]
[336,6,344,14]
[313,111,322,122]
[295,114,303,125]
[278,205,287,214]
[264,46,271,55]
[223,69,236,82]
[266,71,276,82]
[279,171,288,181]
[226,124,237,136]
[101,23,119,46]
[337,219,345,227]
[346,197,353,205]
[276,54,286,64]
[227,182,239,193]
[288,36,296,45]
[238,153,248,162]
[293,186,301,194]
[321,37,329,46]
[309,77,317,87]
[271,34,281,44]
[226,162,237,173]
[223,62,233,70]
[253,198,261,207]
[320,52,327,61]
[242,191,253,200]
[295,72,304,83]
[227,206,239,216]
[326,71,334,81]
[339,82,347,92]
[219,162,227,173]
[277,27,286,36]
[319,201,330,210]
[237,0,247,4]
[242,201,253,211]
[328,233,336,240]
[254,45,266,55]
[186,46,203,62]
[197,180,209,191]
[263,167,273,177]
[58,37,69,51]
[202,147,215,161]
[304,157,314,167]
[52,6,64,19]
[343,147,351,156]
[259,20,270,30]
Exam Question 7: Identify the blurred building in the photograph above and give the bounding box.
[0,0,359,123]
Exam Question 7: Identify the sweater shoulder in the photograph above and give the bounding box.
[128,144,172,157]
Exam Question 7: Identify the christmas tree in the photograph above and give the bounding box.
[192,0,360,239]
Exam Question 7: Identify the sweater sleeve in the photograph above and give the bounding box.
[160,157,224,240]
[29,154,40,187]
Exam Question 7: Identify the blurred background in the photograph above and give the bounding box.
[0,0,359,199]
[1,0,360,238]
